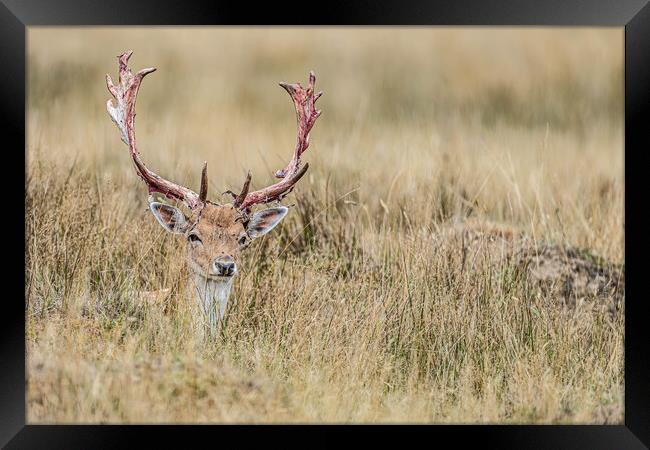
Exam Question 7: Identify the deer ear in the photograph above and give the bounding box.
[247,206,288,239]
[149,202,190,234]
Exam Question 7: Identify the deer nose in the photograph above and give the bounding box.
[213,256,236,277]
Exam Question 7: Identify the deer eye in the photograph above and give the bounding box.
[238,235,248,246]
[188,233,202,244]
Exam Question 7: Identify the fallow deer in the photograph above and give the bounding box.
[106,51,322,333]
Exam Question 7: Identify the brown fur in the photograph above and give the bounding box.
[185,204,247,279]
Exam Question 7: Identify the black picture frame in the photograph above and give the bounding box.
[4,0,648,448]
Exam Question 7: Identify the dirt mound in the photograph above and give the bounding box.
[440,220,624,312]
[516,244,624,310]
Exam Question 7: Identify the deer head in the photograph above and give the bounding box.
[106,51,322,331]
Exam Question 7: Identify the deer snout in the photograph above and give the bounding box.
[213,256,237,277]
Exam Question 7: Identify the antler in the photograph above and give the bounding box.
[235,71,322,211]
[106,50,207,210]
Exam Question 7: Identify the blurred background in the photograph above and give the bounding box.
[28,30,623,228]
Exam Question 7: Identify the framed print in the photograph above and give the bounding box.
[3,0,649,447]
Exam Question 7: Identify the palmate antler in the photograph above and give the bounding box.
[106,51,207,210]
[234,72,322,211]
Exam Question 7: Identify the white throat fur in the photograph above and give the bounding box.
[192,274,234,334]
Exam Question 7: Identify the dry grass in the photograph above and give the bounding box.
[26,27,624,423]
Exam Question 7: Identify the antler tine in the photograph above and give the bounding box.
[232,171,252,209]
[237,71,322,211]
[106,50,204,210]
[199,161,208,203]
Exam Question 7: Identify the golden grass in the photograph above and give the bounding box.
[26,27,624,423]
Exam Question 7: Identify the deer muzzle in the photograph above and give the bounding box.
[213,256,237,278]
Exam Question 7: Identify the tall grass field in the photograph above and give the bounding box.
[26,28,624,423]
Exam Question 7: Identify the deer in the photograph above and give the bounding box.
[106,51,322,334]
